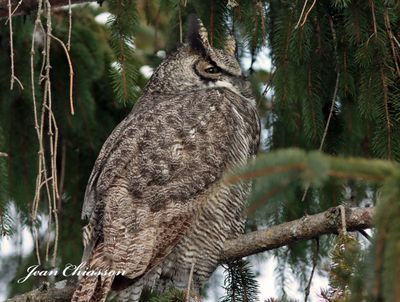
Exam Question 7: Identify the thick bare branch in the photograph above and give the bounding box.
[0,0,96,18]
[6,206,374,302]
[6,280,77,302]
[221,206,375,261]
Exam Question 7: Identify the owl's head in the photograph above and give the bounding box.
[144,15,252,100]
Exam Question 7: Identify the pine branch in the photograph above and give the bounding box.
[0,0,96,18]
[6,206,375,302]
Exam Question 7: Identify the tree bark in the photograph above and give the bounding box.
[0,0,96,19]
[6,206,375,302]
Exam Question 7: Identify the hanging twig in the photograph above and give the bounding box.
[368,0,378,36]
[45,102,60,266]
[262,70,275,97]
[5,0,23,21]
[294,0,309,29]
[210,0,215,47]
[185,260,196,302]
[178,3,182,44]
[256,0,266,44]
[50,33,75,115]
[302,16,340,202]
[58,141,66,211]
[304,238,319,302]
[338,205,347,235]
[30,0,46,266]
[380,65,392,160]
[7,0,15,90]
[29,0,60,267]
[7,0,24,90]
[43,0,59,267]
[299,0,317,28]
[383,9,400,78]
[67,0,72,50]
[318,17,339,151]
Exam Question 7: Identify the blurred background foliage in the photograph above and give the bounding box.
[0,0,400,301]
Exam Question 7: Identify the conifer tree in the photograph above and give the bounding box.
[0,0,399,301]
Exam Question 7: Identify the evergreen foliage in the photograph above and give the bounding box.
[1,0,400,301]
[221,259,259,302]
[146,288,186,302]
[107,0,140,104]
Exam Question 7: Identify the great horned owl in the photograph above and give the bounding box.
[72,16,260,302]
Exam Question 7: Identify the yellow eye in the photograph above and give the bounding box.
[204,66,219,74]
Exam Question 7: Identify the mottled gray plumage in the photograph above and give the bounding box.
[72,16,260,302]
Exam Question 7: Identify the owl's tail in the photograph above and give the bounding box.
[71,243,115,302]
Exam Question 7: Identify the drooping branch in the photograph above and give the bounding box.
[6,206,375,302]
[0,0,96,18]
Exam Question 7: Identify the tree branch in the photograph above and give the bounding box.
[221,206,374,261]
[6,280,77,302]
[6,206,374,302]
[0,0,96,18]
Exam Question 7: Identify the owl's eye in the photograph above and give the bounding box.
[204,66,219,74]
[195,61,221,79]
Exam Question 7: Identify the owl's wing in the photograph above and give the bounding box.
[82,113,134,220]
[83,89,254,279]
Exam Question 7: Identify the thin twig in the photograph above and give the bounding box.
[67,0,72,50]
[392,36,400,49]
[304,238,319,302]
[319,17,340,152]
[29,0,60,267]
[358,229,372,242]
[58,141,66,211]
[178,3,182,44]
[299,0,317,28]
[30,0,45,266]
[50,33,75,115]
[294,0,309,29]
[338,205,347,235]
[210,0,215,46]
[256,0,266,44]
[383,9,400,77]
[317,72,339,149]
[301,16,340,202]
[7,0,23,90]
[368,0,378,36]
[380,65,392,160]
[7,0,14,90]
[186,260,196,302]
[5,0,23,21]
[262,70,275,97]
[44,0,59,267]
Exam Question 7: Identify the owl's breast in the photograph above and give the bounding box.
[151,87,260,291]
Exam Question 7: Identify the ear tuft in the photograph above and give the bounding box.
[224,35,236,56]
[187,14,210,55]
